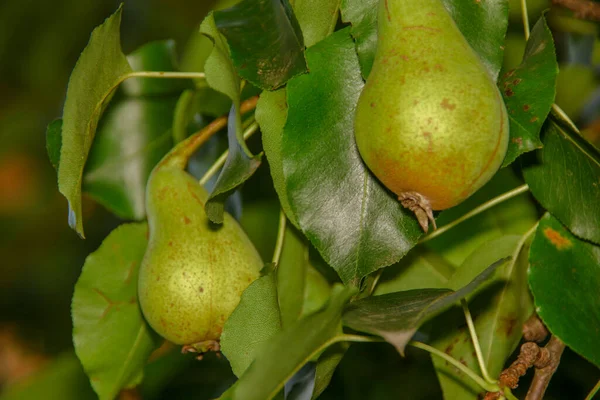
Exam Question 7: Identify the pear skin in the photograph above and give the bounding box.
[354,0,509,232]
[138,128,262,349]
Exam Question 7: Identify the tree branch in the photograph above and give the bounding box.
[522,314,549,343]
[552,0,600,21]
[525,336,566,400]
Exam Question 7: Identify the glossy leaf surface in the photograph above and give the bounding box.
[529,214,600,368]
[214,0,307,90]
[282,28,421,286]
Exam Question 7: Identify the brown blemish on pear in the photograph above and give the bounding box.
[354,0,509,232]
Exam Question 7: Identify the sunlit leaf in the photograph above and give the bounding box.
[58,5,132,237]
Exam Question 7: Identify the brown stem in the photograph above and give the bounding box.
[552,0,600,21]
[498,342,543,389]
[525,336,566,400]
[159,96,259,170]
[522,314,549,343]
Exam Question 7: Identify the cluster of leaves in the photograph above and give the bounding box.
[44,0,600,399]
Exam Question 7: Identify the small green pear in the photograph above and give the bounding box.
[354,0,509,232]
[138,133,262,351]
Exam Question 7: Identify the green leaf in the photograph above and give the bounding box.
[500,16,557,167]
[214,0,307,90]
[311,343,348,399]
[522,120,600,244]
[58,5,132,237]
[342,257,507,354]
[278,224,309,328]
[427,168,539,267]
[0,352,96,400]
[374,246,454,295]
[200,13,242,107]
[282,27,421,286]
[200,14,262,223]
[72,223,161,400]
[221,272,282,377]
[205,106,262,223]
[293,0,340,47]
[302,264,332,317]
[220,285,355,400]
[256,89,299,227]
[340,0,509,79]
[431,235,534,400]
[529,213,600,368]
[46,118,62,173]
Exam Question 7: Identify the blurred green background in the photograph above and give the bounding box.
[0,0,599,398]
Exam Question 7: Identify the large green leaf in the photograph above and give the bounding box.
[340,0,509,79]
[529,214,600,368]
[58,5,132,237]
[342,258,507,354]
[214,0,307,90]
[220,285,355,400]
[221,272,282,377]
[282,28,422,286]
[293,0,340,47]
[431,235,533,399]
[72,223,161,400]
[500,16,557,167]
[523,120,600,244]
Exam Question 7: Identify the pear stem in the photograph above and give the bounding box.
[520,0,531,40]
[398,192,436,233]
[157,96,259,170]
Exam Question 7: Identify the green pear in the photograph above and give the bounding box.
[138,132,262,351]
[354,0,509,232]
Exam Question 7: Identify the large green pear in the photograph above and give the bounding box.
[354,0,509,232]
[138,135,262,350]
